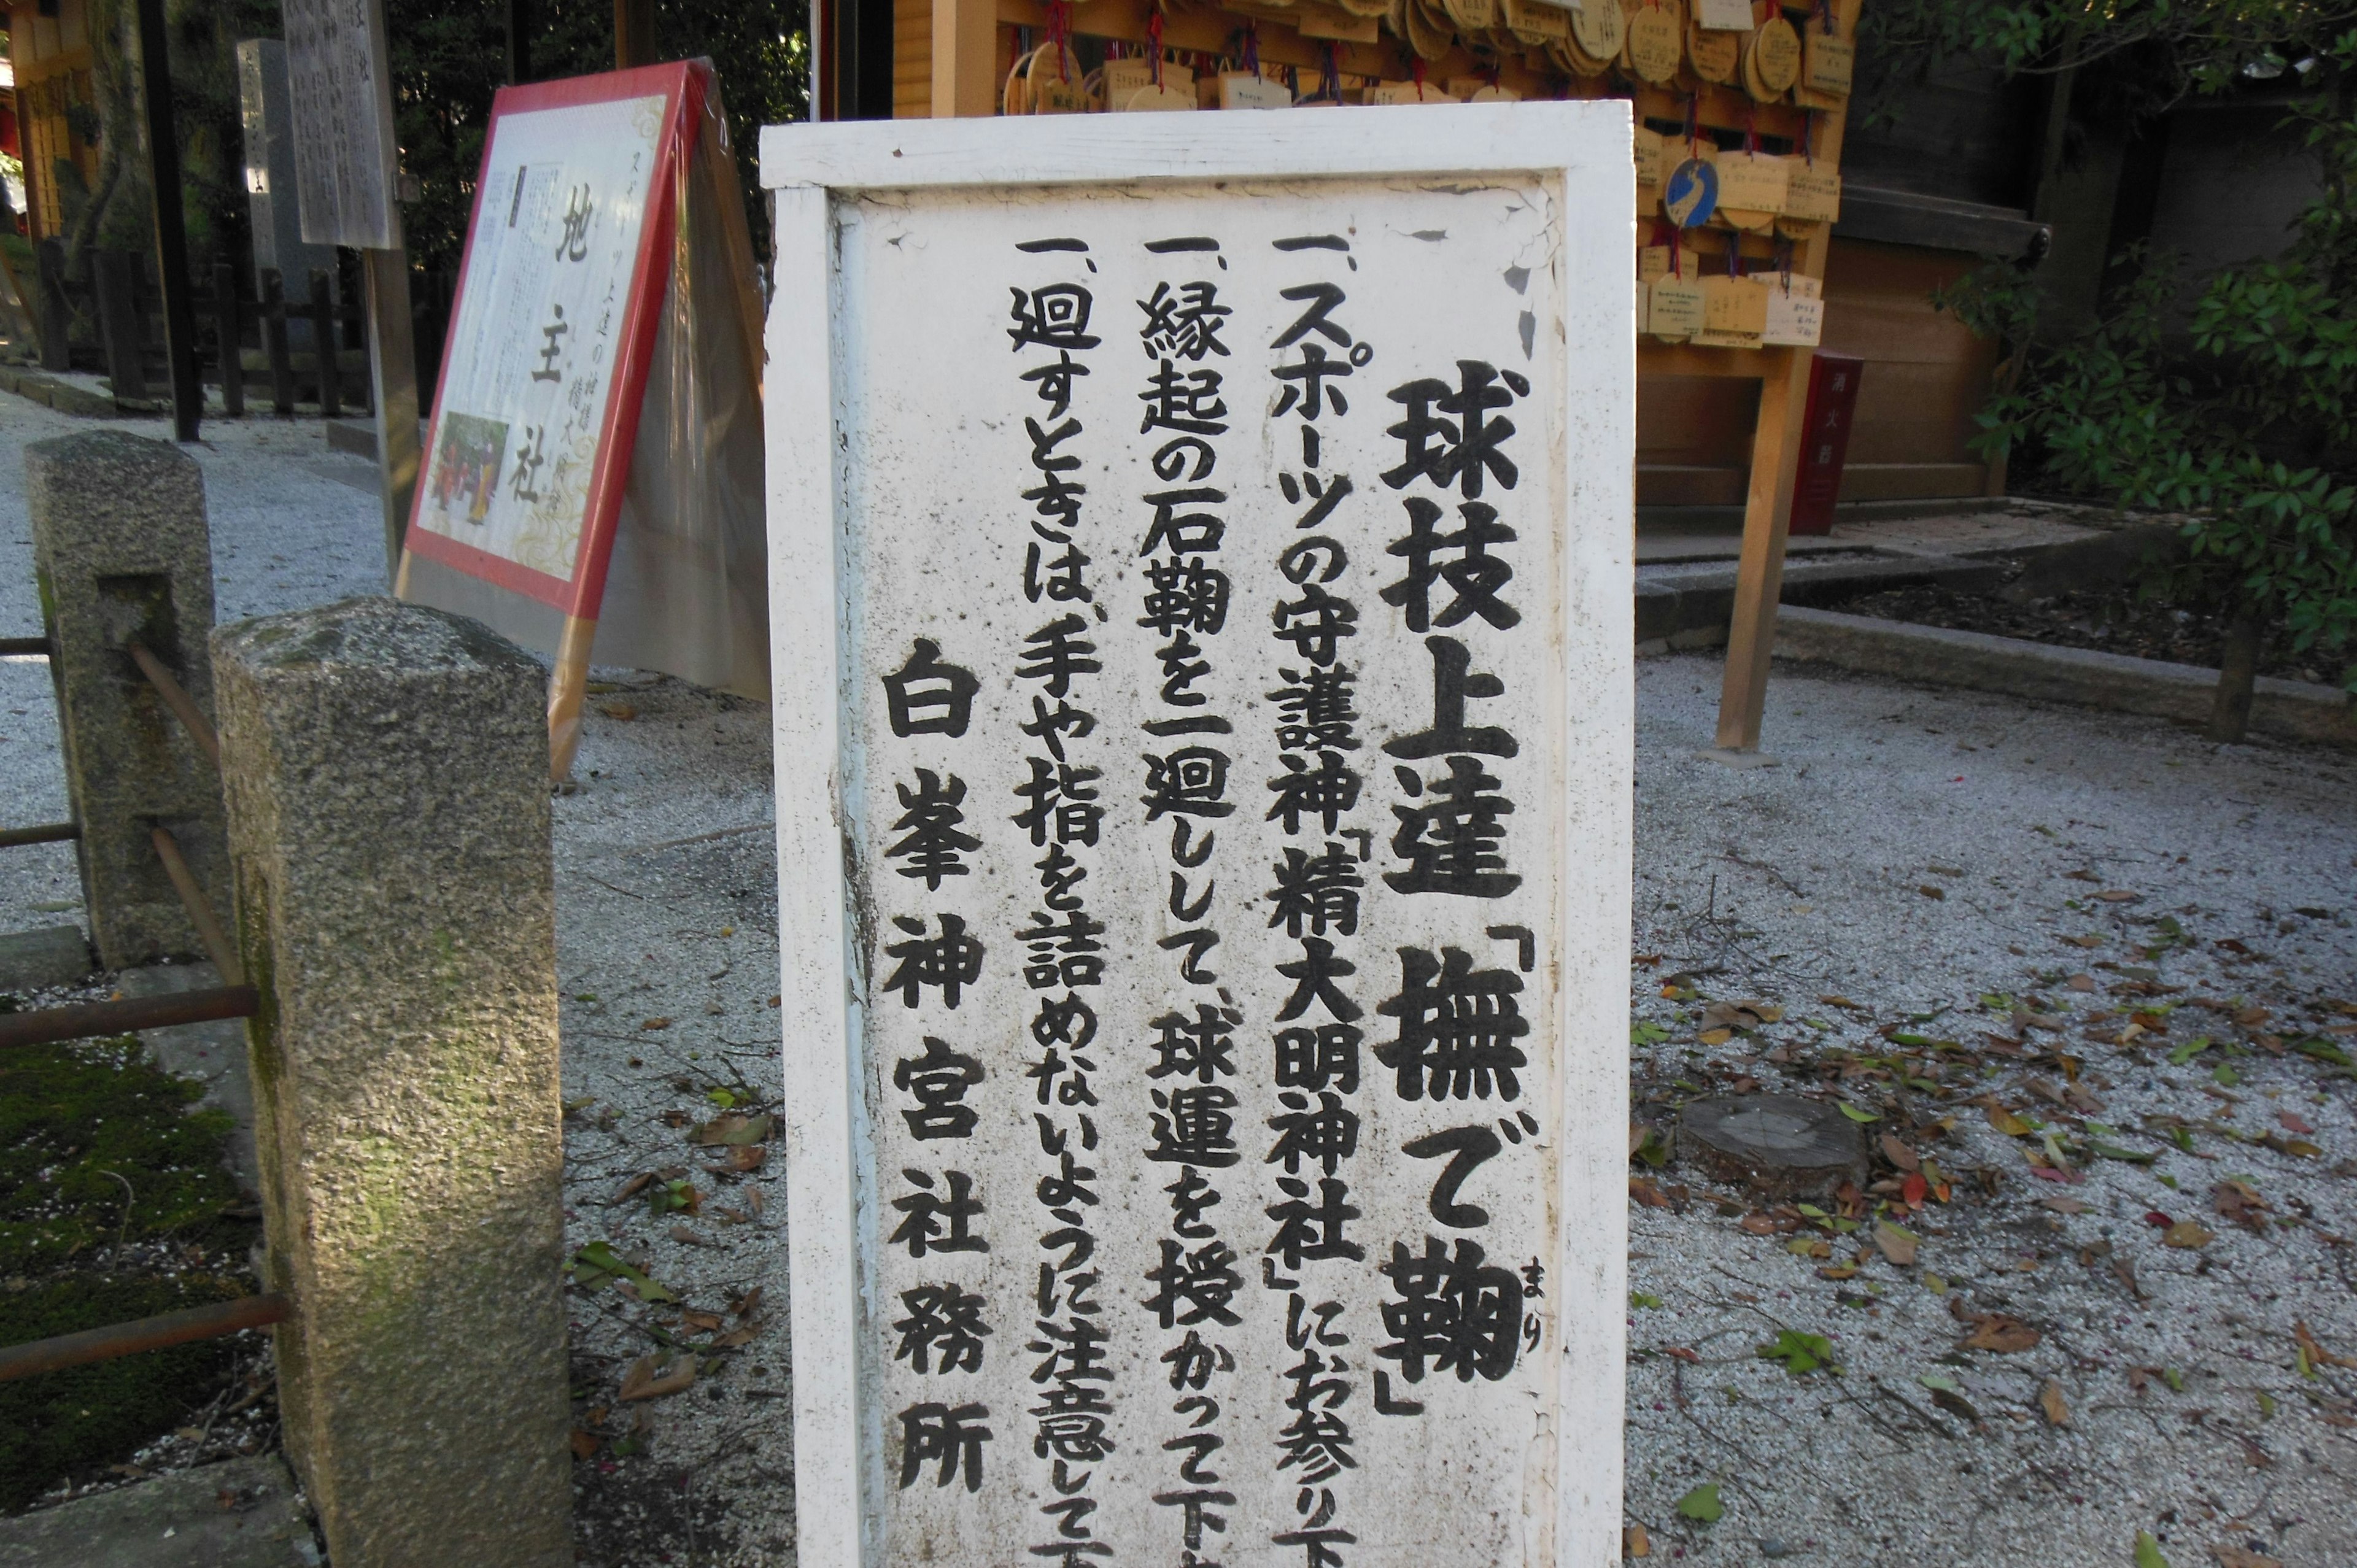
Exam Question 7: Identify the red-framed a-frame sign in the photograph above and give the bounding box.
[397,59,762,776]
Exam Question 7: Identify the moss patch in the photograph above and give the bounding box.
[0,1037,258,1513]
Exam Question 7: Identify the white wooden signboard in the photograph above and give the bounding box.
[761,106,1634,1568]
[280,0,400,250]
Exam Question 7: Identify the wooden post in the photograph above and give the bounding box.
[546,614,597,783]
[93,251,148,402]
[308,269,342,417]
[364,247,422,587]
[931,0,997,117]
[36,240,74,374]
[212,263,247,419]
[133,0,203,442]
[261,270,298,416]
[614,0,656,67]
[1711,347,1813,755]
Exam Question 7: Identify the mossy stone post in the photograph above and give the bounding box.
[25,430,228,970]
[212,597,569,1567]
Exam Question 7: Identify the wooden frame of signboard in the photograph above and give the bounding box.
[923,0,1860,757]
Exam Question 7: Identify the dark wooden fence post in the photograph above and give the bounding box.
[36,241,74,374]
[261,270,296,417]
[93,250,148,402]
[308,269,341,417]
[212,263,246,419]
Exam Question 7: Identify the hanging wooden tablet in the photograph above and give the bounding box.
[1697,271,1768,347]
[1501,0,1569,43]
[1686,18,1740,83]
[1120,80,1199,109]
[1650,265,1706,341]
[1369,77,1461,101]
[1332,0,1390,17]
[1219,70,1296,107]
[1028,45,1091,114]
[1404,0,1454,57]
[1691,0,1752,29]
[1714,149,1786,232]
[1625,0,1684,82]
[1803,25,1854,96]
[1571,0,1627,62]
[1295,2,1384,40]
[1762,272,1824,346]
[1778,158,1841,225]
[1746,14,1802,98]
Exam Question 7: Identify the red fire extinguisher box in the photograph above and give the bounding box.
[1787,352,1864,537]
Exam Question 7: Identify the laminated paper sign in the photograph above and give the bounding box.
[761,107,1635,1568]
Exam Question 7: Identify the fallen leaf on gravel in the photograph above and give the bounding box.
[1757,1330,1835,1375]
[1661,1345,1700,1364]
[570,1428,600,1459]
[2042,1195,2092,1215]
[1838,1103,1879,1123]
[1960,1313,2040,1353]
[1818,995,1866,1010]
[1738,1213,1783,1235]
[712,1322,762,1349]
[2135,1531,2172,1568]
[1918,885,1946,900]
[707,1145,769,1173]
[1674,1483,1723,1524]
[1900,1173,1929,1207]
[608,1172,657,1205]
[1816,1265,1858,1280]
[2095,889,2140,903]
[2210,1546,2282,1568]
[2276,1111,2314,1135]
[641,1017,673,1030]
[1629,1177,1671,1208]
[2214,1181,2269,1231]
[2066,973,2096,992]
[668,1224,713,1246]
[597,701,638,721]
[619,1353,697,1402]
[680,1308,726,1332]
[731,1287,765,1318]
[1624,1524,1651,1558]
[1873,1221,1919,1266]
[2061,933,2106,948]
[2040,1380,2069,1426]
[1929,1386,1980,1423]
[1879,1134,1919,1172]
[569,1242,675,1302]
[690,1112,775,1146]
[2295,1320,2356,1371]
[2164,1220,2215,1249]
[1986,1103,2034,1137]
[2145,1210,2176,1228]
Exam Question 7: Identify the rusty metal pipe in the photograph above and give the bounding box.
[124,640,220,769]
[0,986,257,1050]
[149,825,242,985]
[0,822,78,849]
[0,1293,288,1383]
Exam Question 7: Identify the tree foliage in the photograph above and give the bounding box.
[1891,2,2357,704]
[387,0,811,278]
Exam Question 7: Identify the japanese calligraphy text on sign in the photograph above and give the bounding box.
[763,107,1636,1568]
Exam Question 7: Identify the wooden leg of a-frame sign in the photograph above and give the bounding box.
[549,614,597,783]
[1706,347,1813,763]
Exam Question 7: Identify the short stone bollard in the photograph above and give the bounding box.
[25,430,230,970]
[212,597,569,1567]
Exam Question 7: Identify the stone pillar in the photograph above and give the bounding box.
[236,39,339,350]
[212,597,568,1567]
[26,431,229,970]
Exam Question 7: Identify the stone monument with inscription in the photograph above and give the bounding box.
[762,107,1636,1567]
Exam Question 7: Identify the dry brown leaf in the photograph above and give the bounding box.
[2296,1320,2357,1370]
[1960,1313,2040,1353]
[690,1112,774,1147]
[1918,885,1946,900]
[2061,933,2106,949]
[1629,1176,1671,1209]
[2214,1180,2269,1232]
[640,1016,673,1030]
[711,1322,762,1350]
[2164,1219,2216,1249]
[1625,1524,1652,1559]
[1698,1027,1733,1046]
[2094,889,2140,902]
[597,701,638,721]
[667,1224,711,1247]
[707,1144,769,1173]
[1738,1213,1782,1235]
[2039,1380,2069,1426]
[2041,1195,2092,1215]
[1985,1103,2034,1137]
[569,1428,600,1459]
[608,1171,656,1206]
[619,1353,697,1402]
[1879,1134,1920,1173]
[1872,1221,1919,1267]
[732,1286,766,1319]
[679,1308,726,1332]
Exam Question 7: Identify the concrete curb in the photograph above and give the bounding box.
[1773,605,2357,749]
[1637,555,2004,650]
[0,363,125,419]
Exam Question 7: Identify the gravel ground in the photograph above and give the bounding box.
[2,396,2352,1566]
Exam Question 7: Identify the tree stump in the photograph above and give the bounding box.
[1678,1094,1866,1199]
